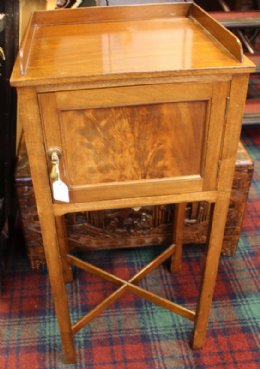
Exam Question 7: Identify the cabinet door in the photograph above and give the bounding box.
[38,82,229,203]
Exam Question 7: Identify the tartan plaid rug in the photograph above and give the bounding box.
[0,126,259,369]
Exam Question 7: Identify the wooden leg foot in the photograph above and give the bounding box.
[61,329,77,363]
[63,346,77,364]
[192,333,205,349]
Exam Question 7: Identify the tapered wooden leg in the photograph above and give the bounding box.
[19,88,76,363]
[55,215,73,283]
[192,194,230,349]
[170,203,186,273]
[39,215,76,362]
[38,213,76,363]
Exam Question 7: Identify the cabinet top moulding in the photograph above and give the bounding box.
[11,2,255,87]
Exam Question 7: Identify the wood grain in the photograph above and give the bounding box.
[10,3,254,87]
[190,3,243,62]
[170,203,186,273]
[39,82,216,203]
[17,88,76,363]
[61,101,206,184]
[193,193,230,348]
[52,191,218,216]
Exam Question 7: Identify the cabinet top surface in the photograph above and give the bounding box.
[11,3,255,87]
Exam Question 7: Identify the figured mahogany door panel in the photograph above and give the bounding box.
[60,101,206,184]
[38,82,228,203]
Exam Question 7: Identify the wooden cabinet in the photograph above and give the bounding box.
[11,2,255,363]
[11,3,254,209]
[38,82,228,202]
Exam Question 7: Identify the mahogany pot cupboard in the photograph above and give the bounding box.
[11,2,255,363]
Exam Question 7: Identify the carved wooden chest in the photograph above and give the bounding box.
[15,138,253,269]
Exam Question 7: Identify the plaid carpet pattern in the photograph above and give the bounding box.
[0,126,259,369]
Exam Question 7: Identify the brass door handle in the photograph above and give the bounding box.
[48,147,62,181]
[47,147,70,203]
